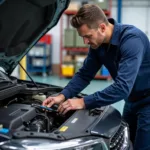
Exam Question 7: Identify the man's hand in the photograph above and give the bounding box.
[42,94,65,107]
[57,98,85,115]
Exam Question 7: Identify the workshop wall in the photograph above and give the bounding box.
[112,0,150,37]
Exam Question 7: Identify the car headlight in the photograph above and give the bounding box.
[110,122,130,150]
[67,139,108,150]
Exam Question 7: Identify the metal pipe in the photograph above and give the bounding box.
[117,0,122,23]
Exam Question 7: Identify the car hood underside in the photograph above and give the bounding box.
[0,0,69,74]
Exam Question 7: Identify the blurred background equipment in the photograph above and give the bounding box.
[27,34,52,77]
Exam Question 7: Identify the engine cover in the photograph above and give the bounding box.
[0,104,36,130]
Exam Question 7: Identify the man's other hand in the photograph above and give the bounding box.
[57,98,85,115]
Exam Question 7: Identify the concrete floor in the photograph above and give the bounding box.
[31,75,125,114]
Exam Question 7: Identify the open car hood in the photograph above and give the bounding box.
[0,0,70,75]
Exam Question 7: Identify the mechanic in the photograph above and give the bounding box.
[43,4,150,150]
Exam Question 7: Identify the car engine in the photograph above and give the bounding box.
[0,103,68,134]
[0,71,76,136]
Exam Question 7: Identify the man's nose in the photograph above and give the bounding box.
[83,37,89,44]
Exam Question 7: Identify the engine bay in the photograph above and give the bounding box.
[0,103,69,133]
[0,71,74,137]
[0,71,121,142]
[0,74,74,133]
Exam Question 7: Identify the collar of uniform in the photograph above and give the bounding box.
[108,18,120,46]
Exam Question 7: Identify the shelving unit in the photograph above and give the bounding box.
[60,1,112,80]
[27,34,52,77]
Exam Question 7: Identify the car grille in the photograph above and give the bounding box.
[110,122,129,150]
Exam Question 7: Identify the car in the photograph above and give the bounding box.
[0,0,131,149]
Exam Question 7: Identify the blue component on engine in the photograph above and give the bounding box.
[0,128,9,134]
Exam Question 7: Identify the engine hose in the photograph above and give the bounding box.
[36,113,50,132]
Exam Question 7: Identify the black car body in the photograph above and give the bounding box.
[0,0,130,149]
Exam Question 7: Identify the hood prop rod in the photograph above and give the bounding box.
[18,62,38,89]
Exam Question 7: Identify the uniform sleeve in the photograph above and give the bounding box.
[84,36,145,109]
[60,49,102,99]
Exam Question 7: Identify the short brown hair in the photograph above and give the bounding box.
[71,4,109,29]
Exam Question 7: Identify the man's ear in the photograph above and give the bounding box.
[99,23,106,33]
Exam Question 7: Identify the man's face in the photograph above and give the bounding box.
[77,24,106,49]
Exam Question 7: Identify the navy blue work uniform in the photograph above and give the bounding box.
[61,18,150,149]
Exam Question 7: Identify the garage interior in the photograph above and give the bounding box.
[11,0,150,114]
